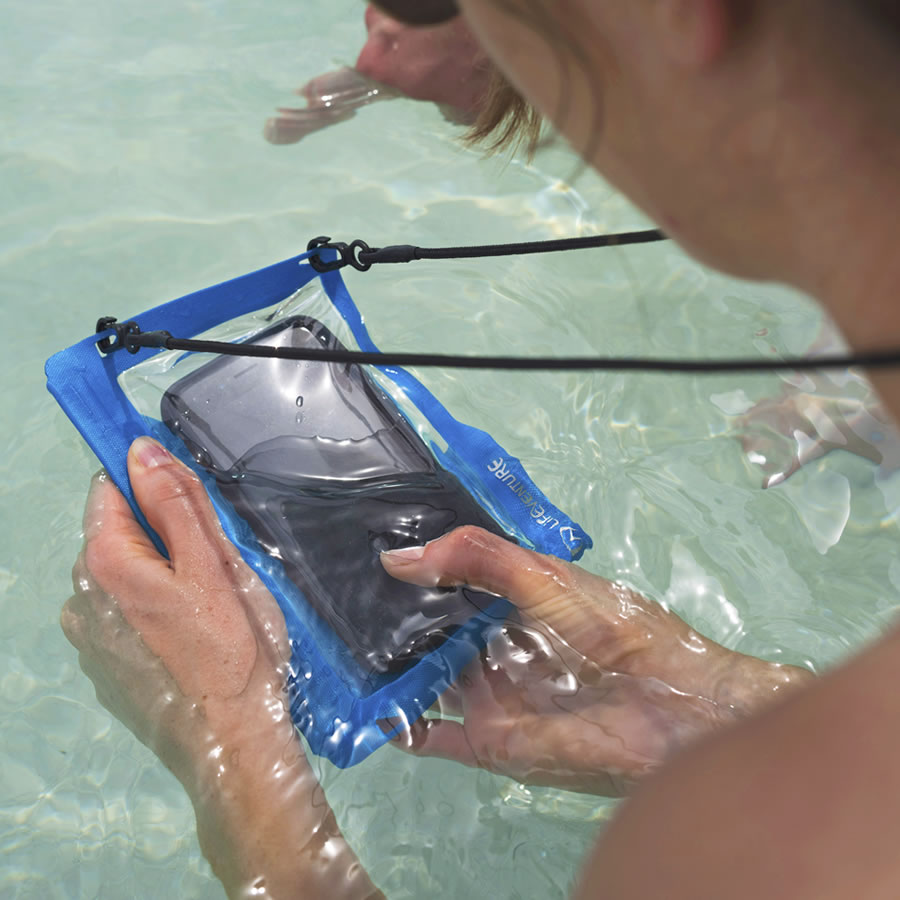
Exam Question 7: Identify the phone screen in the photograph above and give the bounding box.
[161,316,509,675]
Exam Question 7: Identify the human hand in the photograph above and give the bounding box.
[61,441,294,781]
[382,527,814,795]
[61,439,381,899]
[738,386,898,488]
[264,67,394,145]
[264,5,492,144]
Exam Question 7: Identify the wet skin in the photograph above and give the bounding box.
[64,0,900,897]
[64,437,809,896]
[264,5,491,144]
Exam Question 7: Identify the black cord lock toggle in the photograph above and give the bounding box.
[96,318,172,355]
[96,317,140,354]
[307,236,376,273]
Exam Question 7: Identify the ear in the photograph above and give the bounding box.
[653,0,731,68]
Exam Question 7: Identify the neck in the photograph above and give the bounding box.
[805,165,900,422]
[759,6,900,416]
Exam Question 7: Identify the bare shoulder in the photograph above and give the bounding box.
[575,623,900,900]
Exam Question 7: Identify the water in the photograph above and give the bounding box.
[3,0,900,897]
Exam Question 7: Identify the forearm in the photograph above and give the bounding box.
[66,454,383,898]
[575,623,900,899]
[177,703,384,900]
[574,578,816,730]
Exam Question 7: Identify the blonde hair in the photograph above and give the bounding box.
[463,67,543,157]
[458,0,900,159]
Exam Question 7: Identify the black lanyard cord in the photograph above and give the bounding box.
[306,229,668,272]
[96,320,900,373]
[94,229,900,373]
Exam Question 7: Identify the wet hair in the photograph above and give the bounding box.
[459,0,597,159]
[461,0,564,157]
[460,0,900,157]
[463,67,543,157]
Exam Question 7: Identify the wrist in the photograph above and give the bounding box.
[182,696,382,900]
[712,651,816,721]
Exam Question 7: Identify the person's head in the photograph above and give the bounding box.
[462,1,900,279]
[376,1,900,288]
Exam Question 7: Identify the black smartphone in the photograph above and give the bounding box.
[160,316,510,676]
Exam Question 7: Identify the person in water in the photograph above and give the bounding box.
[264,3,523,144]
[62,0,900,897]
[268,2,899,489]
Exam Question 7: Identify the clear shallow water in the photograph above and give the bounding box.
[3,0,900,897]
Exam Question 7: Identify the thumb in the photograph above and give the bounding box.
[126,436,235,577]
[381,526,583,630]
[391,717,480,767]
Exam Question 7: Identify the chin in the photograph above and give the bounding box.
[659,213,774,283]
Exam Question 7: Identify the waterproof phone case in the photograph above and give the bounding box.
[46,252,592,766]
[160,315,509,676]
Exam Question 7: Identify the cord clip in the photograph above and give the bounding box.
[307,236,375,273]
[96,317,143,354]
[96,318,171,355]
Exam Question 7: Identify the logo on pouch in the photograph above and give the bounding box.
[558,526,585,555]
[488,456,575,534]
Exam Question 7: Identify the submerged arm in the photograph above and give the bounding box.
[576,621,900,900]
[185,697,382,900]
[62,441,383,900]
[65,437,815,898]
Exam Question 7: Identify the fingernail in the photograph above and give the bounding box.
[382,545,426,563]
[132,436,172,469]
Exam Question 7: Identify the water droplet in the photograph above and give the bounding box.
[295,396,304,408]
[295,412,304,425]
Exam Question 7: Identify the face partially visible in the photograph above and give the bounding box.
[457,0,635,169]
[457,0,780,280]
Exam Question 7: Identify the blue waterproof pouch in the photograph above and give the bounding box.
[45,253,592,767]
